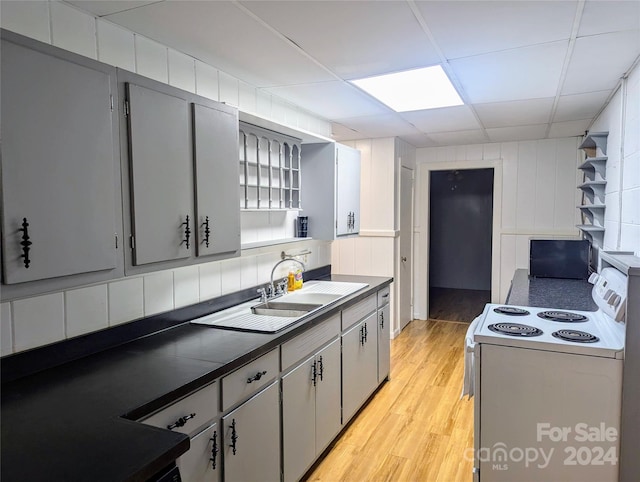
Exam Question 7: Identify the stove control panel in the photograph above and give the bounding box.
[590,268,628,321]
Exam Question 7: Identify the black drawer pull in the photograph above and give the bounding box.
[209,430,218,469]
[167,412,196,430]
[19,218,32,268]
[247,370,267,384]
[317,355,324,381]
[231,419,238,455]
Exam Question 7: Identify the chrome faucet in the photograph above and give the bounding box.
[270,256,305,295]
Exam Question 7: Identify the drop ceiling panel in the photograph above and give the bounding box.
[264,81,389,119]
[562,30,640,95]
[67,1,160,17]
[101,1,334,87]
[241,0,440,79]
[450,41,568,103]
[486,124,548,143]
[548,119,592,138]
[579,0,640,37]
[337,114,422,139]
[554,90,612,122]
[474,98,554,128]
[401,105,481,133]
[416,0,577,60]
[427,129,488,146]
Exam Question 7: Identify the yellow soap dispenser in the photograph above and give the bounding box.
[287,271,295,291]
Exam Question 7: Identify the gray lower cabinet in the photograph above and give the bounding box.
[341,312,379,424]
[178,422,220,482]
[377,294,391,383]
[222,381,280,482]
[282,338,341,482]
[1,30,122,294]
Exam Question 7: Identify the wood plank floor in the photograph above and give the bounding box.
[305,319,474,482]
[429,288,490,323]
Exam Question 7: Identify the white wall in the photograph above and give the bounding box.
[589,61,640,254]
[413,138,583,318]
[0,1,333,355]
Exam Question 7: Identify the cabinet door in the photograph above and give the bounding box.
[127,83,191,266]
[193,103,240,258]
[178,422,220,482]
[314,338,342,453]
[282,355,316,482]
[335,144,361,236]
[378,303,391,382]
[341,313,378,423]
[1,35,119,284]
[222,382,280,482]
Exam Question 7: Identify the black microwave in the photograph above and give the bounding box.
[529,239,591,280]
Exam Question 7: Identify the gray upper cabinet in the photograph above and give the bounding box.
[118,69,240,275]
[126,82,192,266]
[193,103,240,257]
[300,142,361,240]
[0,30,123,298]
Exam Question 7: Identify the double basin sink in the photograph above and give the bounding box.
[191,281,368,333]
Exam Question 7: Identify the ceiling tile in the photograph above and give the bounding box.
[67,1,161,17]
[554,90,611,122]
[562,30,640,95]
[486,124,548,143]
[548,119,592,138]
[264,81,389,120]
[474,98,555,128]
[579,0,640,37]
[416,0,577,59]
[401,105,481,133]
[241,0,440,79]
[450,41,568,103]
[102,1,334,88]
[428,130,488,146]
[338,114,422,139]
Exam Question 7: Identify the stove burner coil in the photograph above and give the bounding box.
[488,323,543,337]
[552,330,599,343]
[493,306,530,316]
[537,311,588,322]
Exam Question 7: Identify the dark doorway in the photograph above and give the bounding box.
[428,168,494,322]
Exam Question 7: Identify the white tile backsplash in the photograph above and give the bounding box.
[108,278,144,326]
[65,285,109,338]
[0,0,51,43]
[144,271,174,316]
[173,266,200,309]
[13,293,65,352]
[50,1,97,59]
[199,262,222,301]
[195,60,219,101]
[220,258,242,295]
[240,256,258,289]
[1,303,13,356]
[135,35,168,83]
[97,20,135,71]
[168,49,196,93]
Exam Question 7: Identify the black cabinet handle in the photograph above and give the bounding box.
[246,370,267,384]
[317,356,324,381]
[201,216,211,248]
[19,218,32,268]
[231,419,238,455]
[210,430,218,470]
[181,215,191,249]
[379,311,384,329]
[166,413,196,430]
[360,325,365,346]
[312,360,317,387]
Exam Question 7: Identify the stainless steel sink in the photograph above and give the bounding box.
[251,301,322,317]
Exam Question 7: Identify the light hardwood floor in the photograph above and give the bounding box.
[306,319,474,482]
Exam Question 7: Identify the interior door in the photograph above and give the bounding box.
[399,166,414,330]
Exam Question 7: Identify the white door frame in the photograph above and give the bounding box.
[413,159,503,320]
[397,165,415,336]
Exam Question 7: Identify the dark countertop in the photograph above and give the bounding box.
[506,269,597,311]
[1,274,392,482]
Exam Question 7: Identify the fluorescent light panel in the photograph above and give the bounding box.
[351,65,463,112]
